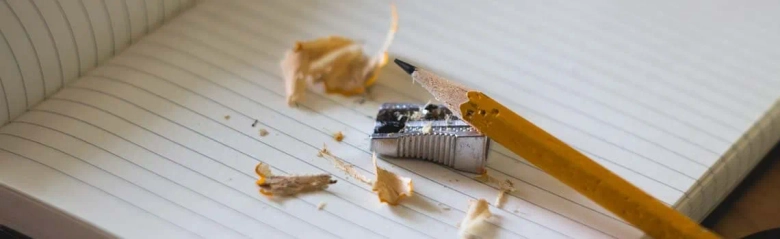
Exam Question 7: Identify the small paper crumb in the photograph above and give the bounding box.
[459,199,492,239]
[438,203,451,211]
[421,122,433,134]
[224,115,231,120]
[317,202,327,210]
[475,172,516,208]
[318,145,373,185]
[259,129,269,137]
[254,162,336,197]
[280,4,398,106]
[333,131,345,142]
[372,153,413,205]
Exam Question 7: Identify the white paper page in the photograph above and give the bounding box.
[0,0,195,126]
[1,0,779,238]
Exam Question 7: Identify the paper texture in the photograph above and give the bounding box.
[0,0,195,126]
[1,0,779,238]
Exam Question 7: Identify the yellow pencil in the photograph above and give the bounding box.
[393,59,721,239]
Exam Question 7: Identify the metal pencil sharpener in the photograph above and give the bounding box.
[369,103,490,174]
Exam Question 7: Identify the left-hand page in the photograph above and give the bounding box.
[0,0,196,126]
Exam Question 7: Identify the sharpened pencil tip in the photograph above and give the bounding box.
[394,59,416,75]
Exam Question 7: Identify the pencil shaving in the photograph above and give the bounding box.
[258,174,336,197]
[372,153,413,205]
[317,202,326,210]
[333,131,345,142]
[259,129,269,137]
[254,162,336,197]
[280,4,398,106]
[459,199,492,239]
[318,146,373,185]
[255,162,273,177]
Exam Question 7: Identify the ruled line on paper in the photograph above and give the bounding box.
[99,0,117,55]
[569,0,780,87]
[0,125,260,239]
[0,148,203,238]
[402,0,767,120]
[30,0,67,92]
[0,9,32,111]
[477,0,776,110]
[6,1,50,99]
[48,0,84,81]
[0,1,194,127]
[10,110,342,239]
[121,0,134,46]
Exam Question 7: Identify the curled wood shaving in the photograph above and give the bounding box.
[371,153,413,205]
[333,131,345,142]
[259,129,269,137]
[254,163,336,197]
[317,202,326,210]
[318,147,414,205]
[459,199,492,239]
[318,146,373,185]
[280,4,398,106]
[475,172,516,208]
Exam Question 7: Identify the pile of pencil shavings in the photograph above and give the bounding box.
[280,4,398,106]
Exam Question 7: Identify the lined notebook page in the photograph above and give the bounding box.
[0,0,195,126]
[1,0,779,238]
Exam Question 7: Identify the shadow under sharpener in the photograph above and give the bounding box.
[369,103,490,174]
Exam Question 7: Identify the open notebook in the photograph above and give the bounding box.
[1,0,779,238]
